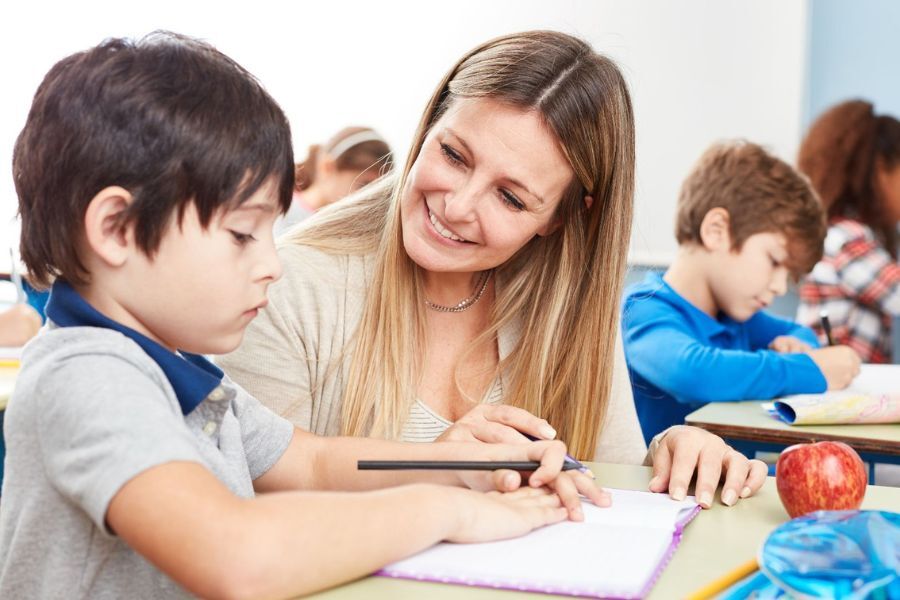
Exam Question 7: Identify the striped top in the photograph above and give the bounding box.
[400,380,504,443]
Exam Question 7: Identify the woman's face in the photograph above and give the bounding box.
[400,97,575,274]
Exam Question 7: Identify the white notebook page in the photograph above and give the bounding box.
[380,488,700,599]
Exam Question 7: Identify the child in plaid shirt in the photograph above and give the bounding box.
[796,100,900,363]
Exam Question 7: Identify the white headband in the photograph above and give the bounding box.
[326,130,386,160]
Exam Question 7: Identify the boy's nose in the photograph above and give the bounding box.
[770,268,788,296]
[258,239,283,283]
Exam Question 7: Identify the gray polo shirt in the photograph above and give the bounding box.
[0,324,294,598]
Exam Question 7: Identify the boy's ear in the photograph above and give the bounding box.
[83,186,135,268]
[698,207,732,251]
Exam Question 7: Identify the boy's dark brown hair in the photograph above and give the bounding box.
[13,31,295,288]
[797,99,900,258]
[675,140,826,277]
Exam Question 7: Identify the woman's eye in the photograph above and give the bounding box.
[500,189,525,211]
[230,230,256,245]
[440,143,464,166]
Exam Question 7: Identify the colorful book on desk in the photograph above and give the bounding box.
[378,488,700,599]
[766,365,900,425]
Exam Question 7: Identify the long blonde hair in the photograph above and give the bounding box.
[289,31,634,458]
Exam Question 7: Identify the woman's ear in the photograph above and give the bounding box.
[83,186,135,268]
[698,207,732,251]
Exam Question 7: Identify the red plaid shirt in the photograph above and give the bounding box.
[797,217,900,363]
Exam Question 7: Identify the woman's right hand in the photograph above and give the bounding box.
[435,404,557,444]
[807,345,861,389]
[445,486,568,543]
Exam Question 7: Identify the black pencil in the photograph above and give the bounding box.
[357,460,582,471]
[820,310,835,346]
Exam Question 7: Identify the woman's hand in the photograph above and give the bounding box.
[456,437,609,521]
[648,426,767,508]
[435,404,557,444]
[768,335,813,354]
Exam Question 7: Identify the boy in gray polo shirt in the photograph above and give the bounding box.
[0,32,604,599]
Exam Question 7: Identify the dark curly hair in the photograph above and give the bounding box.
[797,100,900,257]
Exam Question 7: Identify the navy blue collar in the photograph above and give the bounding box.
[45,280,223,415]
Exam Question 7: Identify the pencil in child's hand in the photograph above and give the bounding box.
[819,309,834,346]
[358,460,582,472]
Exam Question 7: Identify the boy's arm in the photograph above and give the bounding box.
[253,428,605,513]
[745,310,819,350]
[623,312,826,403]
[106,462,565,599]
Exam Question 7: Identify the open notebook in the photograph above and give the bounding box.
[379,488,700,599]
[767,364,900,425]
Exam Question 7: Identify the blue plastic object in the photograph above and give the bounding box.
[760,510,900,599]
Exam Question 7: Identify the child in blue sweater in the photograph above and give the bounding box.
[623,141,861,445]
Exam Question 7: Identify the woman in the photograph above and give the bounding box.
[220,31,766,507]
[796,100,900,363]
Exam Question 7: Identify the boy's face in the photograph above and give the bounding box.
[120,182,282,355]
[707,231,790,322]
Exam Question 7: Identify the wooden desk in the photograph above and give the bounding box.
[685,401,900,456]
[308,462,900,600]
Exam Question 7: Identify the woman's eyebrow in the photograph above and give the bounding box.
[445,128,545,205]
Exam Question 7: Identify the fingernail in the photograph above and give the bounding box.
[539,424,557,439]
[740,486,752,498]
[671,486,686,501]
[722,489,737,506]
[572,506,583,520]
[598,493,612,507]
[699,491,713,508]
[584,468,596,479]
[648,475,660,489]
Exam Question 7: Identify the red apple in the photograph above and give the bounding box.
[775,441,867,518]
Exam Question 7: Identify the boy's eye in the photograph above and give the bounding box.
[229,230,256,245]
[440,143,464,166]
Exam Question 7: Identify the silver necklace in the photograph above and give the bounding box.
[424,270,493,313]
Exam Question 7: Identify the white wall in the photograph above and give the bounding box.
[0,0,809,267]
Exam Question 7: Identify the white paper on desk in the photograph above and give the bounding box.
[378,488,700,599]
[772,365,900,425]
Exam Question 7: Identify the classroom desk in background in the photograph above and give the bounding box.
[0,365,20,485]
[685,401,900,457]
[305,462,900,600]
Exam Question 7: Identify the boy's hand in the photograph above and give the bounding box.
[446,487,568,543]
[768,335,813,354]
[807,346,861,389]
[460,439,610,521]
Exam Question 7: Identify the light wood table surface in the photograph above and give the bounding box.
[308,462,900,599]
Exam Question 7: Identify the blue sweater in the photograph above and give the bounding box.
[622,273,827,445]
